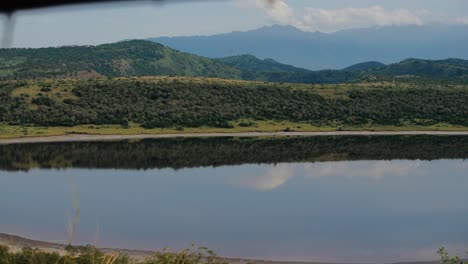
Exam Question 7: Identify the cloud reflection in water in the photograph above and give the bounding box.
[236,160,467,191]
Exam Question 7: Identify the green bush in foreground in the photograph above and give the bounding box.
[438,247,468,264]
[0,244,227,264]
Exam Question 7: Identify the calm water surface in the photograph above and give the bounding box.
[0,136,467,263]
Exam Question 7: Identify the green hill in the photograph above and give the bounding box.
[0,40,242,80]
[344,61,386,71]
[218,55,309,73]
[369,58,468,78]
[0,41,358,84]
[1,40,468,84]
[218,55,468,83]
[219,55,468,82]
[218,54,361,84]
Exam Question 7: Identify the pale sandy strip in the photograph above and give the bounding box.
[1,131,468,145]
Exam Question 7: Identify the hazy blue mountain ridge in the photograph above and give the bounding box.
[150,24,468,70]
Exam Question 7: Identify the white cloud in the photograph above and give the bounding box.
[236,0,428,32]
[302,6,424,32]
[232,160,466,191]
[233,160,422,191]
[234,0,303,28]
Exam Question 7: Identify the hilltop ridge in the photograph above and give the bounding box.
[1,40,468,84]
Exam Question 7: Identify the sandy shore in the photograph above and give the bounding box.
[0,233,439,264]
[1,131,468,145]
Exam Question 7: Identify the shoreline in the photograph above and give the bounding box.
[0,233,439,264]
[2,131,468,145]
[0,233,351,264]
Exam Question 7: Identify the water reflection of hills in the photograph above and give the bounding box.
[1,136,467,171]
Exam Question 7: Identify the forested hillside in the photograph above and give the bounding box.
[218,55,360,84]
[0,40,242,80]
[219,55,468,83]
[1,77,467,129]
[218,55,309,73]
[369,58,468,78]
[344,61,386,71]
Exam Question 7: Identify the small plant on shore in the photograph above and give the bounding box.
[65,245,129,264]
[144,246,226,264]
[438,247,468,264]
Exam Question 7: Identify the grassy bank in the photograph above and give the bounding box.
[2,76,468,138]
[1,121,468,139]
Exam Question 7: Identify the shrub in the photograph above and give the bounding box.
[144,246,227,264]
[438,247,468,264]
[31,96,55,106]
[238,121,256,127]
[40,87,52,92]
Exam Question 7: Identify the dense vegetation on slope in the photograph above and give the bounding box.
[218,55,306,72]
[220,55,468,83]
[1,77,467,129]
[1,136,468,171]
[0,40,241,80]
[2,40,468,84]
[369,58,468,78]
[218,54,360,83]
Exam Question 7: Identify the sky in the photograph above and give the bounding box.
[0,0,468,48]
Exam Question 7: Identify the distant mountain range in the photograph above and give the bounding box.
[150,24,468,70]
[1,40,468,83]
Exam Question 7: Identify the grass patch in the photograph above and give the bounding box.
[10,79,79,109]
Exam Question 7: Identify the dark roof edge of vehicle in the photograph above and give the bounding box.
[0,0,194,13]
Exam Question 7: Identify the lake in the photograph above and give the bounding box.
[1,136,467,263]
